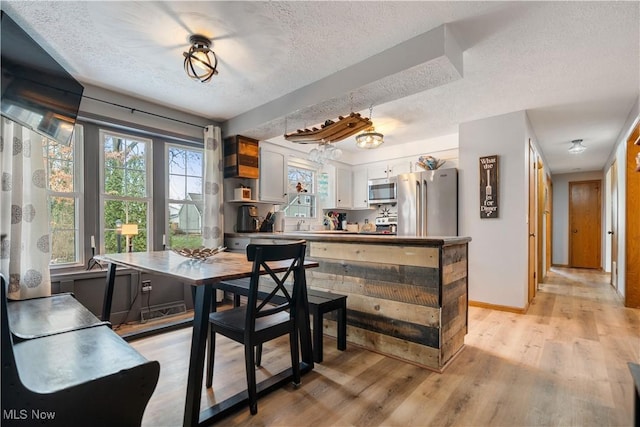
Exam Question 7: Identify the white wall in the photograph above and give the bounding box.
[459,111,529,309]
[551,171,605,266]
[78,84,213,141]
[604,96,638,299]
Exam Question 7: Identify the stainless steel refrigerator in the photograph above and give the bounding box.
[396,168,458,236]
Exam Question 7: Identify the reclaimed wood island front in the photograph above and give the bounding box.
[226,232,471,371]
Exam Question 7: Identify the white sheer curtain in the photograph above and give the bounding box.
[202,125,224,249]
[0,118,51,299]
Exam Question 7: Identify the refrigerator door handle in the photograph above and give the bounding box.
[415,180,421,234]
[421,178,428,236]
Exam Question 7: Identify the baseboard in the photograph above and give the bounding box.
[469,300,528,314]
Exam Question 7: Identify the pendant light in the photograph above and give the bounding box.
[568,139,586,154]
[356,105,384,149]
[183,35,218,83]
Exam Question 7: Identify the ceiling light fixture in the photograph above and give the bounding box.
[568,139,586,154]
[183,35,218,83]
[356,105,384,149]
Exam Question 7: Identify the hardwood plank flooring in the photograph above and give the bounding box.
[129,267,639,426]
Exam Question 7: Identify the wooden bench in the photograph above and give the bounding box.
[217,277,347,363]
[1,275,160,427]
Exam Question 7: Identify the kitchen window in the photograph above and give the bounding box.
[166,144,204,249]
[284,160,316,218]
[44,125,84,266]
[99,130,151,253]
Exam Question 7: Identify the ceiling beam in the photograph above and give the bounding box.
[222,24,463,140]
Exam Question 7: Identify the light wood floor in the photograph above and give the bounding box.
[129,267,639,426]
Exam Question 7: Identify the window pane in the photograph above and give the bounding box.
[168,202,202,249]
[50,229,76,264]
[49,196,75,228]
[103,200,148,253]
[187,151,203,175]
[186,176,202,195]
[125,169,147,197]
[169,174,186,200]
[125,140,146,170]
[48,159,74,192]
[169,148,186,174]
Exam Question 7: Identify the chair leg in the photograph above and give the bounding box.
[290,324,300,387]
[245,343,258,415]
[206,325,215,388]
[312,308,323,363]
[255,344,262,367]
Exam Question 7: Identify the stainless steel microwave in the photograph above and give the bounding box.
[368,177,397,205]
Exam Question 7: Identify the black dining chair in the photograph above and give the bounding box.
[205,240,307,415]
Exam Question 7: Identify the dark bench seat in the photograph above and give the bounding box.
[2,276,160,427]
[217,277,347,362]
[7,292,108,340]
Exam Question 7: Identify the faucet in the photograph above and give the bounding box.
[297,220,305,231]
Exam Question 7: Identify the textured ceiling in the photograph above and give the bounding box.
[2,1,639,173]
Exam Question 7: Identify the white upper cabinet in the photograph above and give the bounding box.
[336,167,352,208]
[352,169,369,208]
[259,147,287,203]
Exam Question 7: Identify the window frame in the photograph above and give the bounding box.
[45,124,85,268]
[98,129,153,253]
[165,143,205,249]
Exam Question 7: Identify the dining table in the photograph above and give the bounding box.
[95,250,319,427]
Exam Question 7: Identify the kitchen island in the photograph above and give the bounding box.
[225,232,470,371]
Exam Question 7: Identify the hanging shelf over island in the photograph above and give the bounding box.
[284,112,372,144]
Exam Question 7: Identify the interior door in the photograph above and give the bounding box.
[610,161,618,288]
[569,180,602,269]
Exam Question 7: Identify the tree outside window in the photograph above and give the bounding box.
[44,125,83,265]
[100,131,151,253]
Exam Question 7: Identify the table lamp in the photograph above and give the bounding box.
[121,224,139,252]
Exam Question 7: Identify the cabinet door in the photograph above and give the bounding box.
[352,169,369,208]
[259,148,286,203]
[336,168,352,208]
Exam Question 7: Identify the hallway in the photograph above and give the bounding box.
[132,267,640,426]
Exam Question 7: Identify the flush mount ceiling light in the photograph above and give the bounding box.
[568,139,586,154]
[355,105,384,149]
[183,35,218,83]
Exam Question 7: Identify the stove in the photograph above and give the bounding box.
[375,215,397,234]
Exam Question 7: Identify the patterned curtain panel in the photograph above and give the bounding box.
[0,118,52,299]
[202,125,223,249]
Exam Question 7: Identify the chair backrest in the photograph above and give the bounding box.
[245,240,306,328]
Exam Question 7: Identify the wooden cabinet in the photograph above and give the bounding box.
[259,148,287,203]
[223,135,259,178]
[336,168,352,208]
[352,169,369,208]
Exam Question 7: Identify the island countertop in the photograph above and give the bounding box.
[225,231,471,247]
[224,231,470,372]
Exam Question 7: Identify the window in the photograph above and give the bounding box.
[44,125,84,266]
[284,160,316,218]
[99,130,151,253]
[166,144,204,249]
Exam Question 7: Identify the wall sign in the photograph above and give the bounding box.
[480,155,499,218]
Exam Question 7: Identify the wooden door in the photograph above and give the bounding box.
[528,143,537,302]
[610,161,618,288]
[569,180,601,269]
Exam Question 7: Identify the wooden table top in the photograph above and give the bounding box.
[95,251,318,285]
